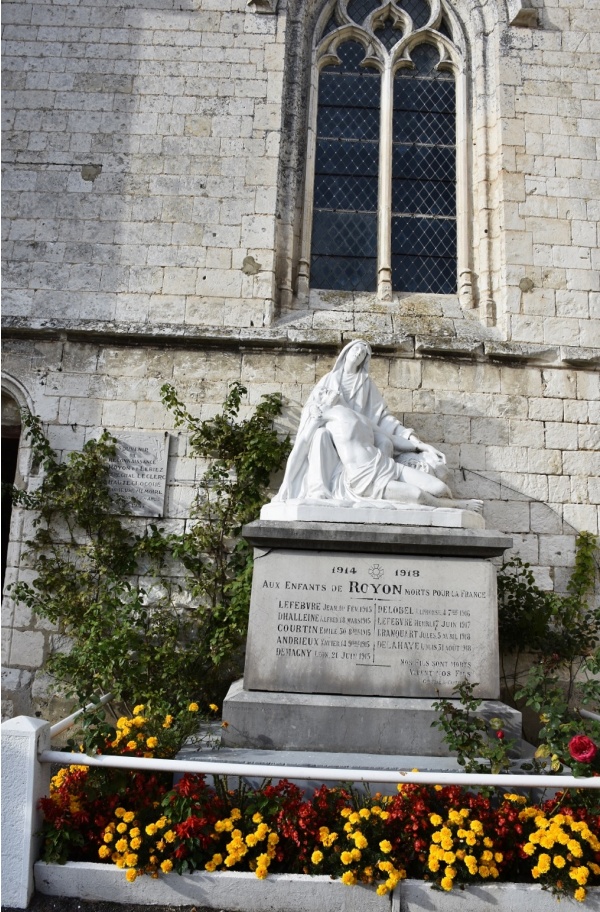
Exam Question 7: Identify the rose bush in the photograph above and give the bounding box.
[570,736,598,766]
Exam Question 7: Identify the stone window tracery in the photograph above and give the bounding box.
[297,0,469,303]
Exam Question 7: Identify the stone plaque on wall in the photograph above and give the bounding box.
[106,432,169,517]
[244,550,499,699]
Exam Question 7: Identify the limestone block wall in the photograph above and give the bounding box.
[495,2,600,343]
[2,337,598,718]
[2,0,286,330]
[2,0,598,336]
[1,0,599,719]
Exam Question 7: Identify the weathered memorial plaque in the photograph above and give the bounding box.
[106,431,169,517]
[244,550,499,699]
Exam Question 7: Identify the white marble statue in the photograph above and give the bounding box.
[272,340,482,514]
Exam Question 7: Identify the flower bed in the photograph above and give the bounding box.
[39,705,600,905]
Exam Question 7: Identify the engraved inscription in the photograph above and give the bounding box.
[245,550,500,699]
[105,431,169,517]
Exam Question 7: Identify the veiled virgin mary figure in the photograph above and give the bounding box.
[273,340,449,505]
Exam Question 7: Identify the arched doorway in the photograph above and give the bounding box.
[1,391,22,591]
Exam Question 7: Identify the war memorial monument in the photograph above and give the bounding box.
[223,341,522,758]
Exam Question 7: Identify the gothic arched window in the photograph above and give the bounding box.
[298,0,466,302]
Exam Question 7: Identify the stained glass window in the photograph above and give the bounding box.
[311,41,380,292]
[309,1,459,296]
[392,44,456,293]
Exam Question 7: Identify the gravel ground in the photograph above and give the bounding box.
[2,896,235,912]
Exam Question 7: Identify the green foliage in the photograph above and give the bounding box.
[160,381,290,666]
[498,533,599,703]
[437,534,599,777]
[497,558,552,656]
[515,649,600,779]
[9,385,289,710]
[432,680,515,775]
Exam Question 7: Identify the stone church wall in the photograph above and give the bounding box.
[1,0,598,717]
[2,336,598,719]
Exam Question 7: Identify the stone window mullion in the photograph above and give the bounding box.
[377,59,394,301]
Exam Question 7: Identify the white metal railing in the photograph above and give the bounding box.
[38,747,600,790]
[49,692,114,738]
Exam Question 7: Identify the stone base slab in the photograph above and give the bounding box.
[260,501,485,529]
[243,520,512,558]
[221,680,522,756]
[34,864,600,911]
[34,863,385,911]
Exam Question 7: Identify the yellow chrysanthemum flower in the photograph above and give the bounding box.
[125,869,137,882]
[379,840,392,854]
[341,872,356,886]
[341,851,353,865]
[188,702,199,712]
[440,877,453,891]
[311,850,323,864]
[430,814,443,827]
[98,845,111,859]
[537,854,551,874]
[574,888,586,902]
[376,885,389,896]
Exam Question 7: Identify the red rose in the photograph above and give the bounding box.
[496,731,505,740]
[568,735,598,764]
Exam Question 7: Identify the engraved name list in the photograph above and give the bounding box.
[245,550,499,699]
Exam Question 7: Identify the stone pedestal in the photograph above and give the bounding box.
[221,682,523,756]
[222,521,516,757]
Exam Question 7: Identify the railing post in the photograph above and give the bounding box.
[1,716,51,909]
